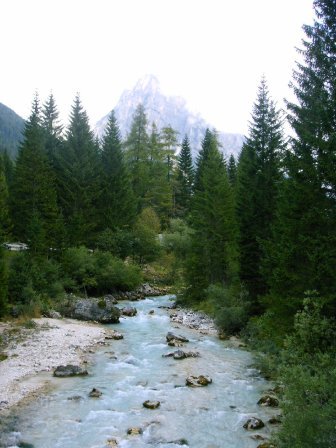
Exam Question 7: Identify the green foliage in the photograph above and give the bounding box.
[10,94,59,250]
[0,246,8,317]
[100,110,136,230]
[174,135,194,218]
[206,284,249,335]
[185,129,238,301]
[132,207,161,264]
[275,293,336,447]
[62,247,142,295]
[96,227,134,259]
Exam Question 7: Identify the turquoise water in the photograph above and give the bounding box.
[3,296,275,447]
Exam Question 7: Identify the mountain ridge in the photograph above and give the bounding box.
[95,75,244,159]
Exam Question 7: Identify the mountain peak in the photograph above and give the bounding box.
[134,74,160,93]
[95,76,244,158]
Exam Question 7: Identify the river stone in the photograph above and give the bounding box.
[105,330,123,340]
[143,400,160,409]
[53,365,88,377]
[258,395,279,407]
[89,387,102,398]
[243,417,265,430]
[63,297,120,323]
[168,439,188,445]
[106,438,118,447]
[166,332,189,343]
[121,306,137,317]
[186,375,212,387]
[127,427,143,435]
[67,395,83,401]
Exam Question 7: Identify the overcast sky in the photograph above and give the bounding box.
[1,0,314,135]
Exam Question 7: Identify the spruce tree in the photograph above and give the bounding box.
[186,130,238,301]
[10,93,59,251]
[0,244,8,317]
[58,94,100,245]
[100,110,136,230]
[175,135,194,217]
[236,78,285,310]
[124,103,150,210]
[265,0,336,309]
[227,154,237,187]
[41,93,64,170]
[0,155,11,239]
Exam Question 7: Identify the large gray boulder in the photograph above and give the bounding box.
[53,365,88,377]
[63,297,120,323]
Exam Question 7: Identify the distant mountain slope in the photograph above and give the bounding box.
[95,75,244,159]
[0,103,25,158]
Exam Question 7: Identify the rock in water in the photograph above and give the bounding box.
[257,395,279,407]
[186,375,212,387]
[143,400,160,409]
[105,330,123,340]
[121,306,137,317]
[127,427,143,435]
[166,332,189,343]
[243,417,265,430]
[62,297,121,323]
[89,387,102,398]
[53,365,88,377]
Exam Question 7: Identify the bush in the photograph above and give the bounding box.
[205,284,249,335]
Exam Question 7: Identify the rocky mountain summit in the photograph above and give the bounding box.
[95,75,244,159]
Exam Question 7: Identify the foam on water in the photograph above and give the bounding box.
[1,295,274,448]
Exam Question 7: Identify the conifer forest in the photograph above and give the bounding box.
[0,1,335,446]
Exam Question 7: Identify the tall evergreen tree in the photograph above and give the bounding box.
[124,104,150,210]
[186,130,238,301]
[227,154,237,187]
[58,95,100,245]
[10,93,59,250]
[265,0,336,310]
[100,110,136,230]
[160,125,178,183]
[175,135,194,217]
[236,78,285,310]
[0,155,11,239]
[41,93,64,169]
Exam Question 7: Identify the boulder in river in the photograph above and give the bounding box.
[53,365,88,377]
[243,417,265,430]
[106,438,118,447]
[62,297,120,323]
[105,330,124,340]
[143,400,160,409]
[167,439,188,445]
[89,387,102,398]
[258,394,279,407]
[121,306,137,317]
[166,332,189,345]
[127,427,143,435]
[163,350,200,360]
[186,375,212,387]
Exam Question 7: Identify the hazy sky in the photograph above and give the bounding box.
[1,0,314,135]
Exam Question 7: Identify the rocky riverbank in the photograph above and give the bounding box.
[0,317,115,414]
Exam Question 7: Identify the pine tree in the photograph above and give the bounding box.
[10,93,59,251]
[0,155,11,239]
[160,125,178,183]
[227,154,237,187]
[124,104,150,211]
[175,135,194,217]
[0,244,8,317]
[41,93,64,169]
[58,94,100,245]
[186,130,238,301]
[100,110,136,230]
[265,0,336,309]
[236,78,285,310]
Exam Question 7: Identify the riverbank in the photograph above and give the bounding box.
[0,317,113,414]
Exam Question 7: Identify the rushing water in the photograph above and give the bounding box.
[2,295,276,448]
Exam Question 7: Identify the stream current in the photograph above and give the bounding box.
[3,295,274,448]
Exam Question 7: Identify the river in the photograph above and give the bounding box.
[2,295,275,448]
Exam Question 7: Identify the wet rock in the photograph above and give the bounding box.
[53,365,88,377]
[62,297,120,323]
[121,306,137,317]
[268,415,282,424]
[258,395,279,407]
[149,310,155,315]
[105,330,123,340]
[106,438,118,447]
[104,294,118,304]
[166,332,189,345]
[168,340,184,347]
[243,417,265,430]
[163,350,200,360]
[89,387,102,398]
[186,375,212,387]
[127,427,143,435]
[250,434,267,441]
[143,400,160,409]
[168,439,188,445]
